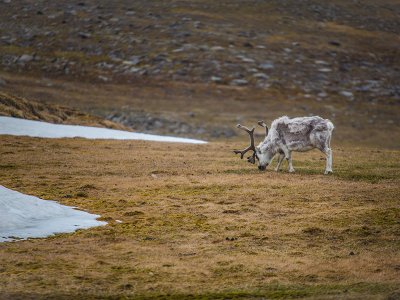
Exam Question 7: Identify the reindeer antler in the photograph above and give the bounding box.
[257,120,269,137]
[233,124,256,164]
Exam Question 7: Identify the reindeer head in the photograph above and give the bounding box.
[233,120,274,171]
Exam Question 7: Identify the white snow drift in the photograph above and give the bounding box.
[0,185,106,242]
[0,116,205,242]
[0,116,207,144]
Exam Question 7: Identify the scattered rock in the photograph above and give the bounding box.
[329,40,341,46]
[237,55,255,63]
[127,55,141,65]
[172,48,184,53]
[78,32,91,39]
[108,111,203,136]
[356,80,380,92]
[318,68,332,72]
[340,91,354,99]
[98,75,110,82]
[211,76,222,83]
[339,63,351,72]
[18,54,34,63]
[253,73,269,80]
[230,79,248,86]
[176,31,191,38]
[193,21,201,28]
[127,67,141,73]
[210,46,224,51]
[259,62,274,70]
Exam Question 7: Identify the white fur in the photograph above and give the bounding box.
[256,116,334,174]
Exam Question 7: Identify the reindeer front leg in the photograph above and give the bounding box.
[277,143,295,173]
[323,148,333,175]
[275,153,284,172]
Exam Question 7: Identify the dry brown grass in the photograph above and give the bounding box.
[0,135,399,299]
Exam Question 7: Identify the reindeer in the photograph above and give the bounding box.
[234,116,334,174]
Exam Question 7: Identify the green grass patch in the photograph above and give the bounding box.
[0,164,16,169]
[0,45,35,56]
[363,208,400,227]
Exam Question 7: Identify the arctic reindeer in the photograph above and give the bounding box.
[234,116,334,174]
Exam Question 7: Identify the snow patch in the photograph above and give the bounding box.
[0,185,106,242]
[0,116,207,144]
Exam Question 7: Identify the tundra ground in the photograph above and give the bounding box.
[0,136,399,299]
[0,0,399,298]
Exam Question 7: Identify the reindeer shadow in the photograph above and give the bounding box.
[224,168,261,175]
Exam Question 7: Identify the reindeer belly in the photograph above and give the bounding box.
[287,142,314,152]
[283,133,314,152]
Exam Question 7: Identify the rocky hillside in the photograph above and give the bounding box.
[0,0,399,147]
[1,0,399,105]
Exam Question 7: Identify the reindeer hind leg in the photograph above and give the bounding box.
[287,151,295,173]
[319,139,333,175]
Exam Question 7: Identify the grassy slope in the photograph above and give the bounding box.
[1,72,399,149]
[0,136,399,299]
[0,91,128,130]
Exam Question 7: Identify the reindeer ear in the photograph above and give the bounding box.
[257,120,269,137]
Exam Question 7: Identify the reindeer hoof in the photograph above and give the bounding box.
[324,170,333,175]
[289,169,295,173]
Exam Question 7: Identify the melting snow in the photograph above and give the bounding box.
[0,185,106,242]
[0,116,207,144]
[0,117,206,242]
